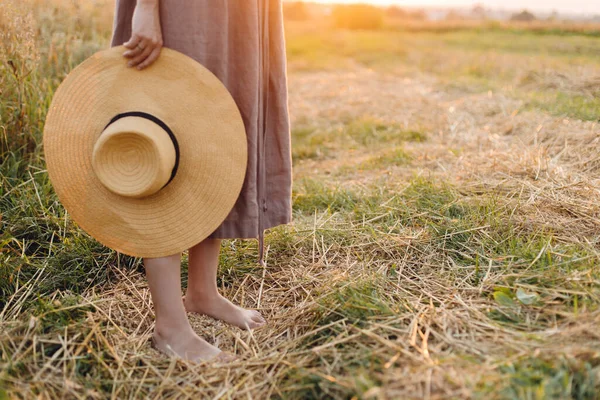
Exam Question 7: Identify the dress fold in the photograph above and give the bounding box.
[110,0,292,264]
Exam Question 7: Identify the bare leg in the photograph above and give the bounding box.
[144,252,235,361]
[183,238,266,330]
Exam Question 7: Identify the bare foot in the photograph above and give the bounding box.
[183,293,266,330]
[151,325,237,362]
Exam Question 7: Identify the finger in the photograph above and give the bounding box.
[136,47,162,70]
[123,44,144,58]
[136,47,161,70]
[127,44,154,68]
[130,38,150,56]
[123,39,150,57]
[123,34,141,49]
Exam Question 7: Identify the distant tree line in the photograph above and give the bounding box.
[510,10,536,22]
[282,2,565,29]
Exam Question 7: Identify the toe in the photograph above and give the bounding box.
[247,320,265,330]
[251,314,266,324]
[250,310,265,321]
[246,310,266,325]
[213,351,239,363]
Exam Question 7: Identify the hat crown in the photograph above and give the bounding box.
[92,116,176,198]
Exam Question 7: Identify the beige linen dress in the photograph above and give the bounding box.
[110,0,292,264]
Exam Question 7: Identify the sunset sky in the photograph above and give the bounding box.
[314,0,600,15]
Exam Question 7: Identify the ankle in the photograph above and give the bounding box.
[154,319,193,340]
[184,288,221,302]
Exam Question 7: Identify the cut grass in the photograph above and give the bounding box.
[317,278,396,326]
[2,2,600,398]
[292,176,600,316]
[286,22,600,121]
[3,169,600,396]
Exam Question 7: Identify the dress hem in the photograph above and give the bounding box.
[207,213,292,240]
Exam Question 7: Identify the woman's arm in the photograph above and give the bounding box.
[122,0,163,70]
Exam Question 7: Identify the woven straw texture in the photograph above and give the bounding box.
[43,46,247,258]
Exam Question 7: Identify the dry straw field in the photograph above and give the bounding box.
[1,1,600,399]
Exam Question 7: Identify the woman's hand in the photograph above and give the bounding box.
[122,0,163,70]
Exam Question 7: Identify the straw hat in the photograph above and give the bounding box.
[43,46,247,258]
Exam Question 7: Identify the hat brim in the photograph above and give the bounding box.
[43,46,247,258]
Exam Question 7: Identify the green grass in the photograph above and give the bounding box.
[286,29,407,70]
[293,178,360,214]
[357,147,412,170]
[431,30,600,60]
[292,118,426,163]
[4,129,599,398]
[0,158,139,308]
[292,176,600,312]
[286,24,600,68]
[2,2,600,398]
[285,176,600,397]
[479,356,600,399]
[33,294,94,333]
[317,278,396,325]
[286,24,600,121]
[524,90,600,121]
